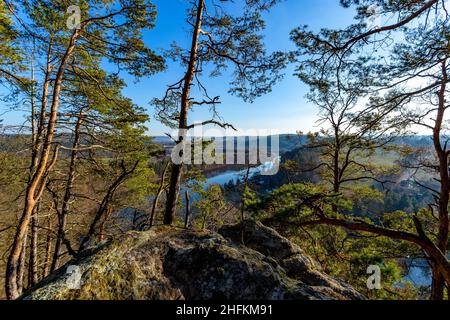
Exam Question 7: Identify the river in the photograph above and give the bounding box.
[204,159,280,187]
[205,167,258,186]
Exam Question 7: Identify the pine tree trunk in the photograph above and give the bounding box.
[149,162,169,227]
[164,164,183,225]
[98,207,113,242]
[42,217,53,278]
[26,42,39,290]
[16,232,28,296]
[432,269,445,300]
[6,30,79,300]
[431,61,449,300]
[184,191,190,228]
[28,209,39,287]
[51,115,83,272]
[164,0,204,225]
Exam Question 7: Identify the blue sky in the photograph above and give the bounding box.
[136,0,356,136]
[1,0,357,136]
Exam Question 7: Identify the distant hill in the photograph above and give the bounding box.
[151,134,308,155]
[151,134,436,156]
[391,135,434,148]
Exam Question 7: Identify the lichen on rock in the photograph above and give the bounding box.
[22,221,364,300]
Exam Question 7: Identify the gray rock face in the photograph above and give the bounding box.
[22,221,364,300]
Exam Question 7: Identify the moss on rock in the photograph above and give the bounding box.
[22,222,363,300]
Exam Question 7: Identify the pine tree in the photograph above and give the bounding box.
[2,0,164,299]
[153,0,286,225]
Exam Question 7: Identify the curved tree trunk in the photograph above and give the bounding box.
[5,30,80,300]
[79,161,139,252]
[300,214,450,287]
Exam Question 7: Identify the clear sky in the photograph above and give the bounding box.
[1,0,358,136]
[136,0,356,136]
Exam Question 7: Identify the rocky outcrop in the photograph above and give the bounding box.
[22,221,364,300]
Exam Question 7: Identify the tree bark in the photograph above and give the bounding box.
[51,115,83,272]
[5,29,80,299]
[98,207,113,242]
[28,206,39,287]
[42,217,53,278]
[184,191,190,229]
[149,162,169,227]
[19,41,38,293]
[432,270,445,300]
[16,232,27,296]
[430,61,449,300]
[164,0,204,225]
[30,38,53,177]
[331,125,341,213]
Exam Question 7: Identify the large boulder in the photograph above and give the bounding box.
[22,221,364,300]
